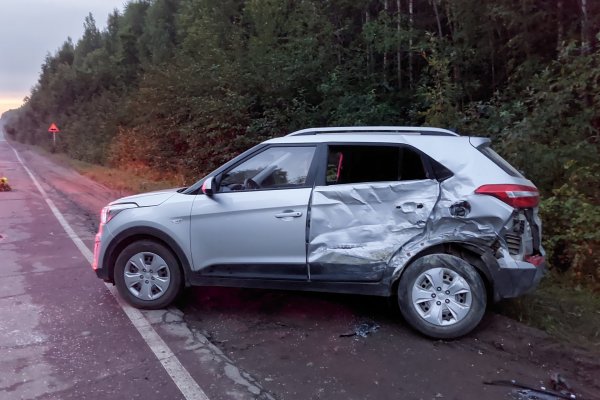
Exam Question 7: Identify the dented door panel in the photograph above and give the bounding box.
[308,180,440,282]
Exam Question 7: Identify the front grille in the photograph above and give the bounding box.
[505,233,522,255]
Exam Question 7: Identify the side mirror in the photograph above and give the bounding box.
[201,176,215,196]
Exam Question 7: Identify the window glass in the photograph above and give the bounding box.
[430,158,454,181]
[478,144,524,178]
[219,146,316,191]
[326,145,427,185]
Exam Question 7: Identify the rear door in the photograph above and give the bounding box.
[308,144,440,282]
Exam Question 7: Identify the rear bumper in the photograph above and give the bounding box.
[492,253,546,302]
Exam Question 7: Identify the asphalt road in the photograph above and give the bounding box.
[1,128,598,400]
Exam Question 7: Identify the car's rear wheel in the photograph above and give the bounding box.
[397,254,486,339]
[114,240,182,309]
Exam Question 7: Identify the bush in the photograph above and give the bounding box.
[541,161,600,285]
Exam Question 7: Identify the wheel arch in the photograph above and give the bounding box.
[390,241,496,302]
[104,226,192,285]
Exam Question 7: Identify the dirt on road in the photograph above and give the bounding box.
[181,287,599,400]
[9,141,600,400]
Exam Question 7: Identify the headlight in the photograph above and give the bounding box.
[100,203,138,224]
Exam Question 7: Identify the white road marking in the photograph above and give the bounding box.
[8,144,210,400]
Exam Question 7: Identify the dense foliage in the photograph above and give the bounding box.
[4,0,599,284]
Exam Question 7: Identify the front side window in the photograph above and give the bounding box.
[326,145,427,185]
[219,146,316,192]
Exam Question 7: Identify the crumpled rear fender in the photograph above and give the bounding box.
[388,237,498,288]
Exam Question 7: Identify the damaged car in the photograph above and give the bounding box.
[92,126,545,339]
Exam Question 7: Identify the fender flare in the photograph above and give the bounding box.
[388,239,499,296]
[103,226,193,285]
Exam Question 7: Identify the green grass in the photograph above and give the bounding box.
[496,273,600,349]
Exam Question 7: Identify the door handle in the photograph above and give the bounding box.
[275,211,302,219]
[396,203,424,209]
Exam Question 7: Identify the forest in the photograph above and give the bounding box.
[3,0,599,285]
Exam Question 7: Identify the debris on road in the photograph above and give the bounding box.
[484,379,577,400]
[340,321,380,338]
[550,372,572,393]
[512,389,566,400]
[0,176,11,191]
[493,340,505,351]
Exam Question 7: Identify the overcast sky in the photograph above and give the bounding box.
[0,0,127,116]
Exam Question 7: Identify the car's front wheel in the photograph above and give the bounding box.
[397,253,487,339]
[114,240,182,309]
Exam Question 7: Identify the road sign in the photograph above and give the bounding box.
[48,123,60,148]
[48,123,60,133]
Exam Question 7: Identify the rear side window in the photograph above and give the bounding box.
[478,145,524,178]
[430,158,453,181]
[326,145,427,185]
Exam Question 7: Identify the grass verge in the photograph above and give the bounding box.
[70,158,184,193]
[495,273,600,350]
[31,145,183,194]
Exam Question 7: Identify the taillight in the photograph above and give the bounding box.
[475,184,539,208]
[525,255,545,267]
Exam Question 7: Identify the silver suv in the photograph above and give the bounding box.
[93,126,545,338]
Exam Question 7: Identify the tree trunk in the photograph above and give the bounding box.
[557,0,564,55]
[397,0,402,89]
[579,0,590,55]
[431,0,442,38]
[366,10,371,74]
[490,29,496,89]
[383,0,389,85]
[408,0,413,88]
[445,2,461,91]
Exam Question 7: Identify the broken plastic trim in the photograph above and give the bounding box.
[340,321,380,338]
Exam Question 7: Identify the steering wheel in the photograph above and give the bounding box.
[244,178,261,190]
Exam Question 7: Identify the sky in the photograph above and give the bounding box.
[0,0,127,116]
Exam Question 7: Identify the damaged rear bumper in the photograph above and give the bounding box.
[491,252,546,302]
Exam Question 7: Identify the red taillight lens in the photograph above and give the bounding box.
[475,184,539,208]
[525,255,545,267]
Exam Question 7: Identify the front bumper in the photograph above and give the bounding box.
[95,263,110,281]
[92,225,114,282]
[492,254,546,302]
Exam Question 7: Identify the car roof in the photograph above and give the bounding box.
[263,126,483,146]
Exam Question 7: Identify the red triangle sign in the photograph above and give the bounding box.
[48,123,60,133]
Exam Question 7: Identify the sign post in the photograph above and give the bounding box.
[48,123,60,147]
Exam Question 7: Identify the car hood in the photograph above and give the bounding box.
[110,188,181,207]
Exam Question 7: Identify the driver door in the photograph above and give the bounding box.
[190,145,317,280]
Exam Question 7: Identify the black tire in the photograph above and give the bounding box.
[397,253,487,339]
[114,240,183,309]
